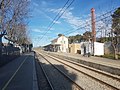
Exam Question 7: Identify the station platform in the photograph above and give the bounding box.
[0,52,38,90]
[44,51,120,76]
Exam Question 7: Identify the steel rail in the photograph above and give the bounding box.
[38,53,84,90]
[36,56,55,90]
[44,53,120,90]
[48,53,120,82]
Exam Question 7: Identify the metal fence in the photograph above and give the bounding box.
[2,46,20,55]
[0,46,20,67]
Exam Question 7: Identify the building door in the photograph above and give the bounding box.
[84,46,86,55]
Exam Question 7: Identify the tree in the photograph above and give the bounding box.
[97,37,110,43]
[0,0,11,57]
[68,34,82,44]
[58,34,63,37]
[112,7,120,35]
[0,0,30,57]
[111,7,120,59]
[83,31,92,41]
[68,32,92,44]
[5,0,30,44]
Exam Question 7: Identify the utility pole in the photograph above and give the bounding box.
[91,8,96,55]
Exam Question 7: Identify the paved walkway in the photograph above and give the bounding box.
[0,52,38,90]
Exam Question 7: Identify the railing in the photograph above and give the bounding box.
[2,46,20,55]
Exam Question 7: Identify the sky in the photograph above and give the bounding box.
[27,0,120,47]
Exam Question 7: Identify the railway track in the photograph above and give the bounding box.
[35,54,54,90]
[40,52,120,90]
[47,53,120,81]
[37,53,84,90]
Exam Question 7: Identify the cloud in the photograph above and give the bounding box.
[33,8,61,24]
[48,7,112,37]
[33,2,39,7]
[41,1,47,6]
[62,12,83,28]
[31,27,54,33]
[31,2,53,21]
[27,0,31,2]
[48,8,85,29]
[53,21,61,24]
[32,29,42,33]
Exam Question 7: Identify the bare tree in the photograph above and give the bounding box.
[0,0,30,56]
[111,7,120,59]
[0,0,11,57]
[5,0,30,42]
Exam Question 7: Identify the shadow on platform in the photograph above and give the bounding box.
[0,55,20,67]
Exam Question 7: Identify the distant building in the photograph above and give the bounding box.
[81,42,104,56]
[44,35,68,52]
[43,44,54,52]
[69,43,81,54]
[51,35,68,52]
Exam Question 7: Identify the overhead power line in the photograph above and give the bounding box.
[39,0,75,41]
[63,7,118,36]
[47,0,70,28]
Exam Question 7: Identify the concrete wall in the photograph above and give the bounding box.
[94,42,104,55]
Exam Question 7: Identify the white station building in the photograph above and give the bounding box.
[81,42,104,56]
[51,35,68,52]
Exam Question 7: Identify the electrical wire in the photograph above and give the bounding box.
[63,7,118,36]
[39,0,75,41]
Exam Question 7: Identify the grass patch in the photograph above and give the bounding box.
[96,54,120,60]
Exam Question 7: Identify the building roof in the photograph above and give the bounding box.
[51,38,58,42]
[43,43,61,48]
[51,35,68,42]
